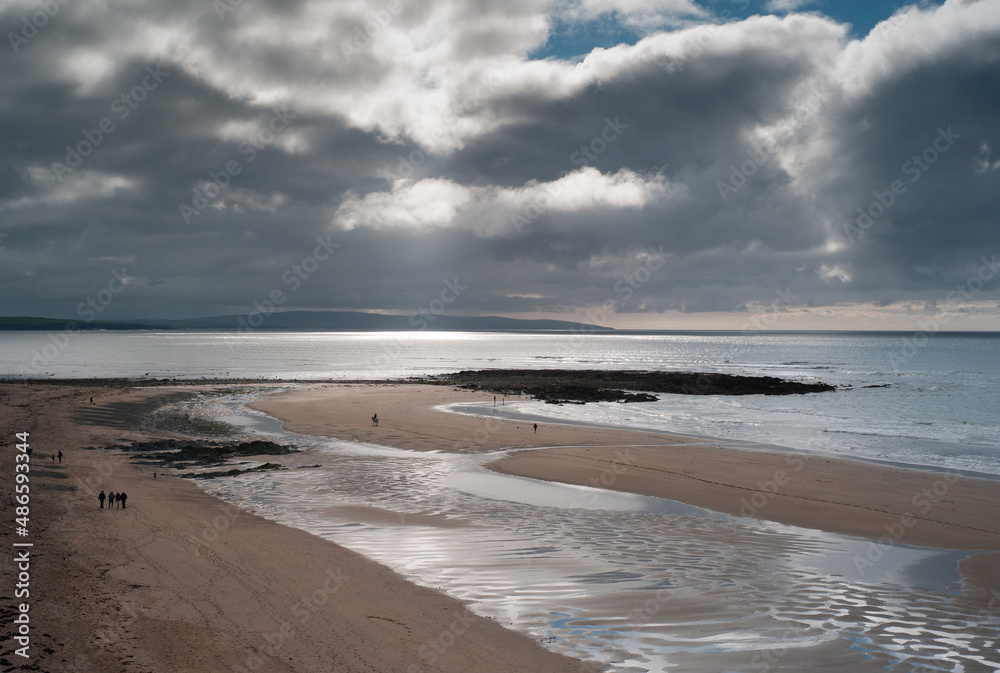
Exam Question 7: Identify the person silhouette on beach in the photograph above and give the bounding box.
[533,423,537,433]
[52,455,56,463]
[153,472,157,480]
[372,413,378,427]
[121,492,127,508]
[114,492,120,508]
[99,491,106,509]
[58,450,63,463]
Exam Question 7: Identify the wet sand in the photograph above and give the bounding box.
[0,383,583,673]
[255,382,1000,553]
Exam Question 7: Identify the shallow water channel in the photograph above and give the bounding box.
[186,393,999,673]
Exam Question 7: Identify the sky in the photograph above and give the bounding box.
[2,0,999,330]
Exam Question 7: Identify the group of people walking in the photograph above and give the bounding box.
[98,490,127,509]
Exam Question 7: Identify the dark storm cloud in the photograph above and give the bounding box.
[1,0,998,326]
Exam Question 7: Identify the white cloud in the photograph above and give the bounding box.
[334,167,675,234]
[765,0,816,12]
[836,0,1000,100]
[336,178,472,230]
[566,0,708,30]
[1,168,138,212]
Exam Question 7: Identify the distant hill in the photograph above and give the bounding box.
[0,311,613,333]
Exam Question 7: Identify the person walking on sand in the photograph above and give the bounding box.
[99,490,106,509]
[121,492,127,509]
[533,423,538,433]
[372,413,378,427]
[114,492,120,509]
[58,450,63,463]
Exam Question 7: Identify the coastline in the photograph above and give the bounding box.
[7,378,1000,671]
[0,382,584,672]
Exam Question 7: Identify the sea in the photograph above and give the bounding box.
[3,329,999,476]
[4,330,1000,671]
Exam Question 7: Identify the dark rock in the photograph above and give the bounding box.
[429,369,834,404]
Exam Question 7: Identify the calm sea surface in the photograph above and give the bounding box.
[2,330,999,475]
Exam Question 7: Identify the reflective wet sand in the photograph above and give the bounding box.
[191,396,1000,672]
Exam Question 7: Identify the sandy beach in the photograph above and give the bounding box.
[0,383,583,673]
[255,382,1000,553]
[6,379,1000,672]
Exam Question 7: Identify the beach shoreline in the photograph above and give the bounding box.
[253,381,1000,553]
[6,378,1000,672]
[0,382,585,673]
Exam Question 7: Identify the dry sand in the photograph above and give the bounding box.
[0,383,584,673]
